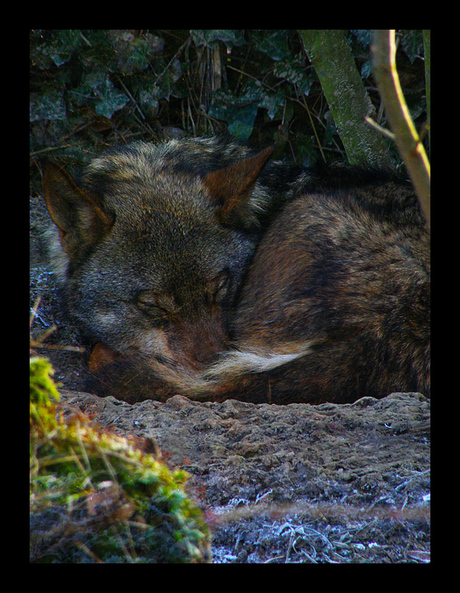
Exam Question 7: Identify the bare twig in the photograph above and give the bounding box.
[364,116,395,141]
[299,90,326,163]
[153,37,190,86]
[30,296,86,354]
[372,30,430,228]
[117,76,146,120]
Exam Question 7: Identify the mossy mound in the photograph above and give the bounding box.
[30,357,211,563]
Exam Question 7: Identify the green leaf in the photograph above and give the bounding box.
[361,59,373,79]
[241,79,284,120]
[34,29,83,68]
[258,90,286,120]
[70,72,129,119]
[401,30,424,63]
[273,55,313,95]
[95,86,130,119]
[252,30,292,61]
[153,58,182,101]
[350,29,373,47]
[30,90,66,122]
[209,88,260,140]
[228,117,256,141]
[109,31,165,75]
[190,29,246,49]
[138,87,159,119]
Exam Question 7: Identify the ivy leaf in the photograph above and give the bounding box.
[252,30,292,61]
[273,55,313,95]
[109,31,164,75]
[350,29,373,47]
[401,29,424,63]
[95,86,130,119]
[70,72,129,119]
[30,90,66,122]
[190,29,246,49]
[241,79,285,121]
[33,29,83,68]
[227,108,258,141]
[209,88,260,140]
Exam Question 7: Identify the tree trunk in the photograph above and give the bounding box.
[299,29,392,168]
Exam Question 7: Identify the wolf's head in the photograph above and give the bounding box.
[43,139,273,371]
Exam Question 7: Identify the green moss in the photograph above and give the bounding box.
[30,356,60,414]
[30,357,211,563]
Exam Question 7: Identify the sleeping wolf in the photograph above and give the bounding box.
[43,137,430,404]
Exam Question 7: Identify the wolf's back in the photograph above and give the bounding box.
[43,138,430,404]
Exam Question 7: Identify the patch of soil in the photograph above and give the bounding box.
[54,390,430,563]
[30,195,430,563]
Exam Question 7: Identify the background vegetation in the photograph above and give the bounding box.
[30,29,427,192]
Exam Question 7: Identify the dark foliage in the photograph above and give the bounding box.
[30,29,426,192]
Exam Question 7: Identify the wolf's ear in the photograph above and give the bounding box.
[43,162,114,261]
[204,146,274,229]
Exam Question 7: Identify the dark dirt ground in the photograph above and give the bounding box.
[30,193,431,564]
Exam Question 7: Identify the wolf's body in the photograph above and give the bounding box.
[43,137,430,404]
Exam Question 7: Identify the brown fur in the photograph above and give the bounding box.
[43,138,430,404]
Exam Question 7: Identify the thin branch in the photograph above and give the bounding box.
[364,116,395,141]
[299,90,326,162]
[372,30,430,228]
[153,37,190,86]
